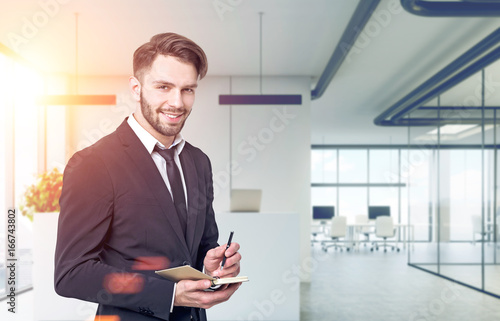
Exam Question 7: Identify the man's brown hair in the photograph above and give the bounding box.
[133,32,208,82]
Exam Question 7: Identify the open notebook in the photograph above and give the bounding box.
[155,265,249,287]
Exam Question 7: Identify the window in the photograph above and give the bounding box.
[0,53,9,296]
[369,187,399,220]
[0,53,42,296]
[311,187,337,207]
[449,150,482,241]
[369,149,399,183]
[310,147,416,237]
[339,187,367,222]
[311,149,337,183]
[338,150,367,183]
[311,148,404,222]
[406,149,431,241]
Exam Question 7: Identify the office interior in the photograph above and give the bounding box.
[1,0,500,320]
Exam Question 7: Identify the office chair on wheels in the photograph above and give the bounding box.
[371,216,400,252]
[322,216,349,252]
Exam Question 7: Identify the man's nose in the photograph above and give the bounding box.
[168,90,184,108]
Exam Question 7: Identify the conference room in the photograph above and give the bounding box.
[1,0,500,320]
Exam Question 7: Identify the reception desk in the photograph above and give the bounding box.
[207,212,300,321]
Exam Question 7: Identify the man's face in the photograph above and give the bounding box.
[137,55,198,140]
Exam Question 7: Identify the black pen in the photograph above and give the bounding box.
[220,231,234,271]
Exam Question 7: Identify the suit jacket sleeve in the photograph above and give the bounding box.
[54,147,175,320]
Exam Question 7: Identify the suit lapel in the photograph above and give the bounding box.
[116,120,190,258]
[179,147,202,256]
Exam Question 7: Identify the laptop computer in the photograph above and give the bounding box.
[230,189,262,212]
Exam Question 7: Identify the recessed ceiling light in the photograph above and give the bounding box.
[415,124,497,141]
[428,124,477,135]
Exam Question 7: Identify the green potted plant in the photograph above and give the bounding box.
[23,167,85,319]
[21,167,63,221]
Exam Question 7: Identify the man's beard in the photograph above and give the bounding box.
[140,91,189,138]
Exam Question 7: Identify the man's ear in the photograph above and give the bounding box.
[129,76,141,102]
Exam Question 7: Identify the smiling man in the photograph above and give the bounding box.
[54,33,242,321]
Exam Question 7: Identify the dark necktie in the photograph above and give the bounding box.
[154,145,187,235]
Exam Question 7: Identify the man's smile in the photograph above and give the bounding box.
[160,111,184,123]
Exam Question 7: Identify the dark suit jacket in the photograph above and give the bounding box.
[54,119,219,321]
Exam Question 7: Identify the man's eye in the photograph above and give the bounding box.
[184,88,194,94]
[158,86,169,90]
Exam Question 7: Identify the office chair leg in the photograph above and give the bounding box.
[322,240,350,252]
[374,238,401,252]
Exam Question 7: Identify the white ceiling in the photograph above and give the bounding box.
[1,0,499,145]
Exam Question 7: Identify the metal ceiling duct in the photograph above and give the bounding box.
[401,0,500,17]
[311,0,381,100]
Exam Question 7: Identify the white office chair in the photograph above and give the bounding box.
[354,214,373,248]
[322,216,349,252]
[371,216,399,252]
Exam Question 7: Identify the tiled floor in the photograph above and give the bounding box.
[301,244,500,321]
[2,244,500,320]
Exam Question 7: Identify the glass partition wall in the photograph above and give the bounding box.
[407,68,500,298]
[312,72,500,298]
[312,145,499,298]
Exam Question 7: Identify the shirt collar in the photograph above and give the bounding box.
[127,113,186,154]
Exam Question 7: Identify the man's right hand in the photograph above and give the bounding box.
[173,279,241,309]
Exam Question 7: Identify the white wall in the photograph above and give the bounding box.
[65,75,134,157]
[44,74,71,172]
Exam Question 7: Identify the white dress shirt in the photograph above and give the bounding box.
[127,114,188,208]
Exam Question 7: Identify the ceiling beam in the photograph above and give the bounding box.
[310,0,381,100]
[401,0,500,17]
[374,28,500,127]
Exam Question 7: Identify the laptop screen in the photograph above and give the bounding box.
[230,189,262,212]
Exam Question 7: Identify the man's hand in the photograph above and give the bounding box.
[173,279,241,309]
[204,242,241,278]
[174,243,242,309]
